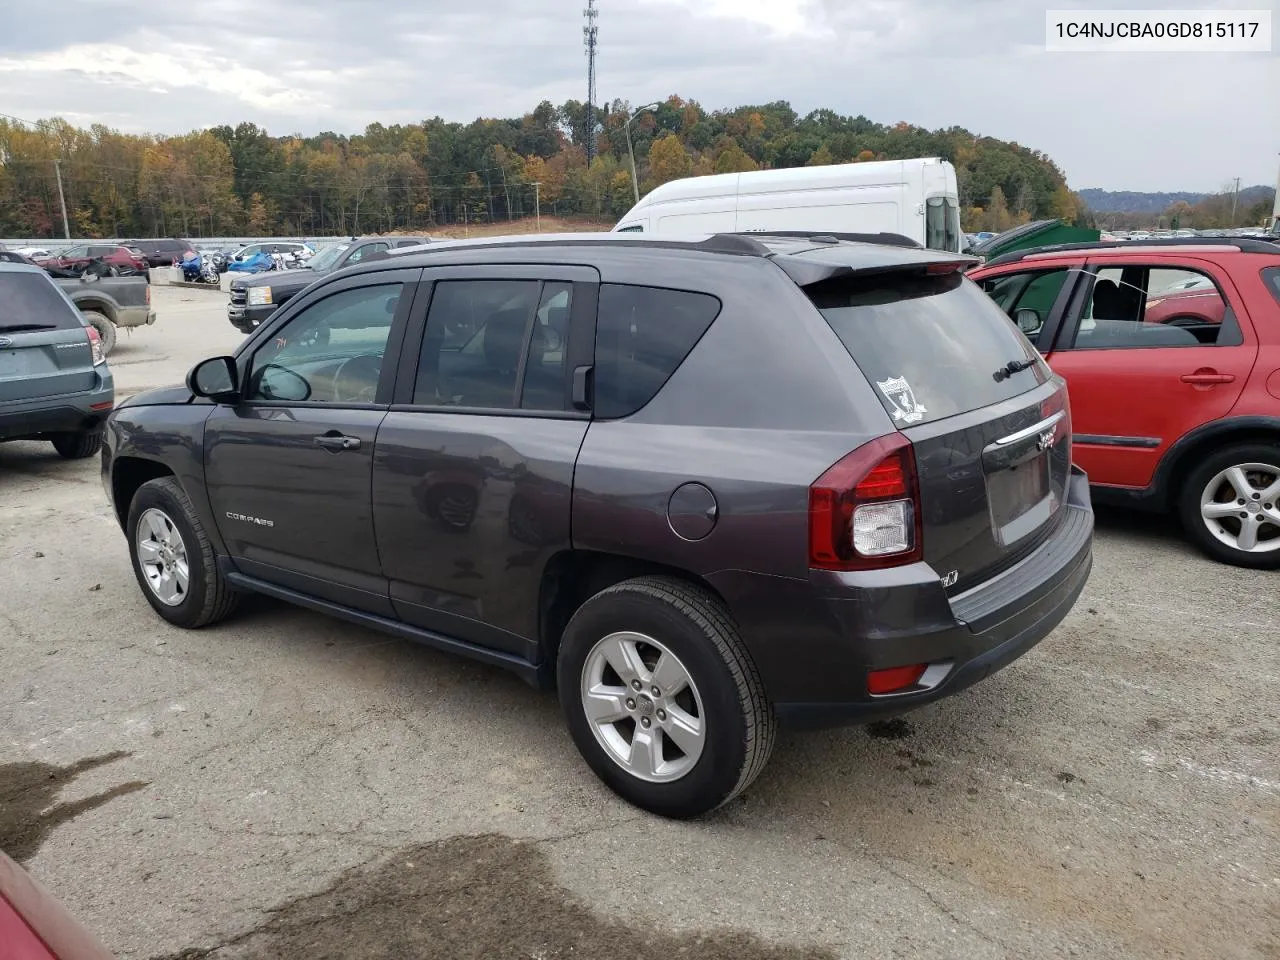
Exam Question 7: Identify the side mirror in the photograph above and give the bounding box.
[187,356,240,403]
[1014,308,1041,333]
[254,363,311,402]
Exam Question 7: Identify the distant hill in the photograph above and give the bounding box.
[1080,185,1273,213]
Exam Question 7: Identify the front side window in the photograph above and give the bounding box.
[247,282,403,403]
[616,224,644,233]
[1071,265,1237,349]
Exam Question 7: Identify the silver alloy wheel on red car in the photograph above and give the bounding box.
[1198,461,1280,555]
[579,630,707,783]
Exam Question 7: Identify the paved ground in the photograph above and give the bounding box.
[2,286,1277,960]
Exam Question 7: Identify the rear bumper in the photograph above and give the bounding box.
[710,466,1094,729]
[0,379,115,443]
[116,305,154,328]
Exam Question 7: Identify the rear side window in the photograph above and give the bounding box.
[0,271,86,330]
[807,272,1047,427]
[1264,267,1280,306]
[593,284,721,419]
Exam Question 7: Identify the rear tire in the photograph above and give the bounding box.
[127,477,240,628]
[557,576,774,819]
[1177,443,1280,569]
[50,430,101,459]
[81,310,117,355]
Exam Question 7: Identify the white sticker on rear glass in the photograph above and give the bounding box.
[876,376,927,424]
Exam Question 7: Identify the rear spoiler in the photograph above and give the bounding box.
[715,230,924,249]
[771,253,980,288]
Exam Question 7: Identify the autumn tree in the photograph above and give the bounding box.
[806,144,835,167]
[714,140,758,174]
[647,133,692,188]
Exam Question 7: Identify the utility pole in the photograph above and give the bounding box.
[533,182,541,231]
[583,0,598,164]
[625,102,660,203]
[53,158,70,239]
[1271,154,1280,229]
[1231,176,1241,227]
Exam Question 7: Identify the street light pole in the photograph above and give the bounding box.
[54,158,71,239]
[625,102,660,204]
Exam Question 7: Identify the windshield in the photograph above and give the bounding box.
[307,244,350,271]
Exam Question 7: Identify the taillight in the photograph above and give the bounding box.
[808,433,923,570]
[146,284,151,304]
[86,325,107,366]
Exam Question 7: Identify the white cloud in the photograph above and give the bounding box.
[0,0,1275,192]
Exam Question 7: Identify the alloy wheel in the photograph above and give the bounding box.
[580,631,706,783]
[135,507,190,606]
[1199,462,1280,555]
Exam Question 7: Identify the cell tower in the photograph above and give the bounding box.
[584,0,598,164]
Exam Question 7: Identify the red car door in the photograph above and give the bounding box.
[1042,256,1257,490]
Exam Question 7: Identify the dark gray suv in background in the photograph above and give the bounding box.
[101,231,1093,818]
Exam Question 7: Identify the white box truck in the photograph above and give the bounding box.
[613,157,964,252]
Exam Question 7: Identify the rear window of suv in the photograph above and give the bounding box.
[806,271,1048,427]
[0,271,86,330]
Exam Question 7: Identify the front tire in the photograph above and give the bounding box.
[81,310,117,355]
[127,477,240,627]
[50,430,101,459]
[557,576,774,819]
[1178,443,1280,569]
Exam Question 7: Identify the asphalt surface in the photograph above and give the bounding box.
[1,285,1277,960]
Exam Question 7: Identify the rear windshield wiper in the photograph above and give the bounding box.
[0,323,58,333]
[992,357,1038,382]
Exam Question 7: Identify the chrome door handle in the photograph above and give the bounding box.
[314,435,360,451]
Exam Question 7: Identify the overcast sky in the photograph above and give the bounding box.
[1,0,1276,192]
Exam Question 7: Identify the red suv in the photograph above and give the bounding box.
[970,238,1280,569]
[36,243,148,275]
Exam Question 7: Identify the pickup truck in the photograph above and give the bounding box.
[227,236,430,332]
[52,273,155,356]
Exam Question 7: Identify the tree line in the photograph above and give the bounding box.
[0,96,1087,239]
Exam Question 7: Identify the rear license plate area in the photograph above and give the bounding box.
[0,351,32,377]
[988,452,1054,546]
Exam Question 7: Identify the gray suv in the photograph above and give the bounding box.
[101,232,1093,818]
[1,263,114,459]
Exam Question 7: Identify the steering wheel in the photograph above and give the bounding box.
[332,354,383,403]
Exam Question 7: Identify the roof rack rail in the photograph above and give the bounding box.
[699,234,771,255]
[983,236,1279,267]
[717,230,923,249]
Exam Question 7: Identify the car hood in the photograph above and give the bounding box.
[116,383,194,409]
[232,269,323,290]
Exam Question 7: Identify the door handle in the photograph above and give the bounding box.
[1180,371,1235,385]
[314,434,360,451]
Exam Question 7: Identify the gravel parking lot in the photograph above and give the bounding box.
[2,285,1277,960]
